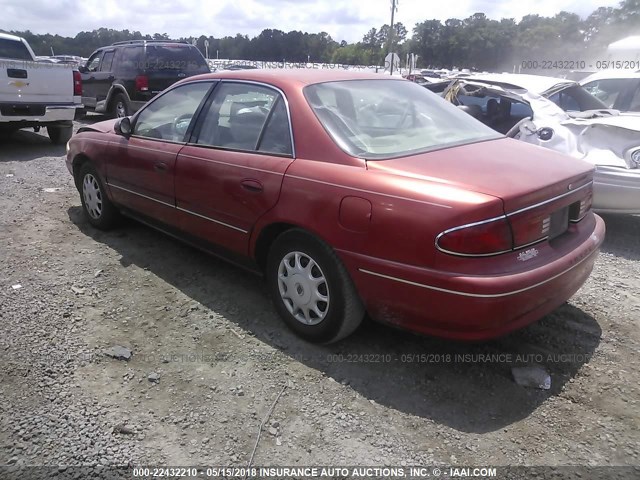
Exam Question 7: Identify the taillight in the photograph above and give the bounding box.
[570,189,593,222]
[73,70,82,96]
[509,210,549,248]
[135,75,149,92]
[436,217,513,256]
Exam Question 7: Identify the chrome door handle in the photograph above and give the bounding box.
[241,179,263,192]
[153,162,168,173]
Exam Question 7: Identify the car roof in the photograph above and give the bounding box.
[580,70,640,84]
[191,69,406,88]
[110,40,192,46]
[0,32,22,42]
[463,73,575,94]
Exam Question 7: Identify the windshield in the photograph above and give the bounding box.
[544,84,608,112]
[304,79,500,160]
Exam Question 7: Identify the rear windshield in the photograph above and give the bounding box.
[0,38,32,61]
[145,45,208,73]
[305,79,501,160]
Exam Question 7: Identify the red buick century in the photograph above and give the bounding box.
[66,70,605,343]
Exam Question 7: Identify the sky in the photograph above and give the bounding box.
[0,0,624,43]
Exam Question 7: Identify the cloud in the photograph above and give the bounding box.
[0,0,623,43]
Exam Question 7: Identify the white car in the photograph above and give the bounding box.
[580,70,640,112]
[0,33,83,144]
[430,73,640,214]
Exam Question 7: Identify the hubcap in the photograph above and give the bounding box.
[82,173,103,219]
[277,251,329,325]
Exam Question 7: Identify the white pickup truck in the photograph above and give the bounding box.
[0,32,82,144]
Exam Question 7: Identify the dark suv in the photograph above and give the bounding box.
[79,40,210,118]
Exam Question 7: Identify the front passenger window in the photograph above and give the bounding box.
[85,53,102,72]
[133,82,212,142]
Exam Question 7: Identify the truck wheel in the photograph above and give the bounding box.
[110,93,129,118]
[48,125,73,145]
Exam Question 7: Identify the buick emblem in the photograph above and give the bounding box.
[567,183,573,191]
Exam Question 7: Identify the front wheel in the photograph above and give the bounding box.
[266,229,365,343]
[110,93,129,118]
[77,162,120,230]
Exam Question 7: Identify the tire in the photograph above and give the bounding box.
[266,229,365,343]
[47,125,73,145]
[77,162,119,230]
[109,93,129,118]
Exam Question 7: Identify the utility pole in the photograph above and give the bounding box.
[388,0,398,75]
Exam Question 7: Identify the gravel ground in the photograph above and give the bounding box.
[0,120,639,478]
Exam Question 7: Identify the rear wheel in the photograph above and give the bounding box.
[47,125,73,145]
[266,229,364,343]
[77,162,119,230]
[110,93,129,118]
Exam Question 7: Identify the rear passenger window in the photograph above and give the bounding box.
[195,83,291,155]
[258,99,292,155]
[100,51,115,72]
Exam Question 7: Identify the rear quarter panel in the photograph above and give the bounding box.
[251,157,504,269]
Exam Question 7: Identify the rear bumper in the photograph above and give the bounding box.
[340,213,605,340]
[593,166,640,214]
[0,103,80,125]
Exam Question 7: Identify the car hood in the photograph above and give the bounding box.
[366,138,593,213]
[77,118,119,134]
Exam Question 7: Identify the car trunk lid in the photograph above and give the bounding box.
[368,138,595,250]
[366,137,593,214]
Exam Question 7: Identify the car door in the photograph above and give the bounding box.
[91,49,117,110]
[175,81,295,255]
[106,81,214,226]
[81,50,103,107]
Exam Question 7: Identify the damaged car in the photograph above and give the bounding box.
[429,74,640,214]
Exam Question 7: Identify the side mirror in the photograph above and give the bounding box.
[78,65,88,74]
[114,117,132,137]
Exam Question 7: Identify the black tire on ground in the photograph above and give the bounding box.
[266,229,365,343]
[77,162,120,230]
[109,93,129,118]
[47,125,73,145]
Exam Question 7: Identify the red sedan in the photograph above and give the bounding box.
[66,70,605,343]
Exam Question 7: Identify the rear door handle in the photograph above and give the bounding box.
[241,179,263,192]
[154,162,168,173]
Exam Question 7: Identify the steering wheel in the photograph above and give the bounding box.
[173,113,193,140]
